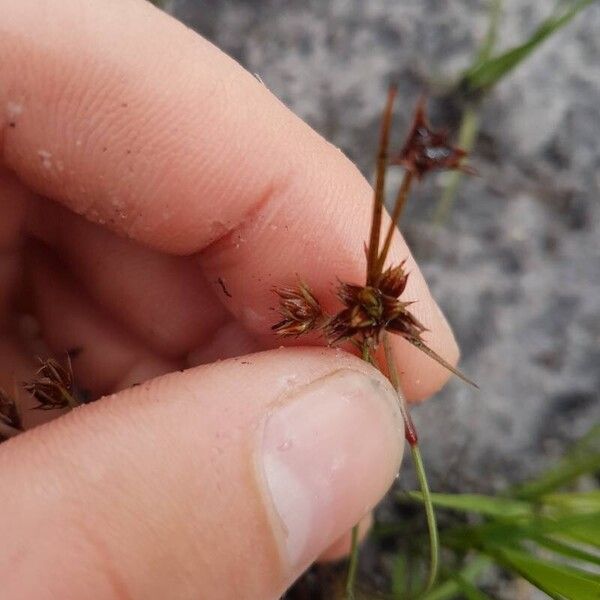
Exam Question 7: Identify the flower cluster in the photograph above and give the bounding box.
[272,93,475,388]
[24,357,78,410]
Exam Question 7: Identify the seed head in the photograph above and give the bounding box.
[271,283,325,337]
[24,357,77,410]
[326,263,426,347]
[392,97,470,179]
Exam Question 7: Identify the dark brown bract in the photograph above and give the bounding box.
[392,98,468,179]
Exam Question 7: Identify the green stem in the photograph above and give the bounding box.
[432,103,480,225]
[382,333,439,593]
[344,342,374,599]
[411,444,440,594]
[345,525,360,599]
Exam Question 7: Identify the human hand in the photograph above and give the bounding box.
[0,1,458,598]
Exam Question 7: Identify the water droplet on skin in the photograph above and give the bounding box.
[38,149,53,170]
[6,101,23,119]
[278,440,293,451]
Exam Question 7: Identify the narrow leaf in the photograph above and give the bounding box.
[485,544,600,600]
[461,0,596,94]
[420,556,492,600]
[514,424,600,499]
[535,535,600,568]
[408,492,532,518]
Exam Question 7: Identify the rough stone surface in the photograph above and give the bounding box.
[169,0,599,501]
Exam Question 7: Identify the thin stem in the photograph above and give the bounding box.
[344,341,373,599]
[382,332,439,593]
[432,103,479,225]
[376,169,414,276]
[367,86,397,285]
[345,525,360,600]
[383,333,418,445]
[411,444,439,594]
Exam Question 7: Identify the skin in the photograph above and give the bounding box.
[0,0,459,598]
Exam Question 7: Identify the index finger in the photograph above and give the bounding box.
[0,0,458,400]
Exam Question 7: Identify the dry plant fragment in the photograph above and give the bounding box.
[24,357,80,410]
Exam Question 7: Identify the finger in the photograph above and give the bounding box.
[28,199,229,358]
[1,0,457,400]
[27,243,177,395]
[0,348,404,600]
[319,513,373,563]
[0,167,30,327]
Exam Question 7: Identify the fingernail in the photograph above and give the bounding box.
[260,368,404,573]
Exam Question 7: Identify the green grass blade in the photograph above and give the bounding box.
[461,0,597,95]
[514,424,600,499]
[449,573,492,600]
[484,544,600,600]
[391,553,408,599]
[554,517,600,549]
[542,491,600,513]
[432,104,480,225]
[534,535,600,568]
[411,445,440,593]
[419,555,492,600]
[473,0,503,65]
[407,491,532,518]
[444,512,600,550]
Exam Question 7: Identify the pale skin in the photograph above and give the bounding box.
[0,1,459,598]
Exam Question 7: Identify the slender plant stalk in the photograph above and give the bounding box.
[345,524,360,599]
[366,86,397,284]
[344,344,375,599]
[377,170,414,273]
[410,445,439,593]
[383,333,439,593]
[432,104,480,225]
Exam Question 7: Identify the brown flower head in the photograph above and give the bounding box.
[391,97,469,179]
[24,357,77,410]
[326,263,426,346]
[271,282,325,337]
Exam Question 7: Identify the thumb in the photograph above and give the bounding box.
[0,348,404,600]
